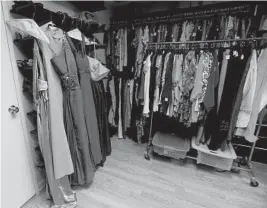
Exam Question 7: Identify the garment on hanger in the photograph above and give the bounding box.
[172,54,183,117]
[87,56,110,81]
[51,33,95,185]
[142,53,152,116]
[190,52,205,123]
[33,40,76,208]
[91,79,112,164]
[153,54,163,112]
[149,53,158,111]
[236,50,257,128]
[108,77,117,127]
[161,53,174,114]
[7,19,50,43]
[159,52,171,107]
[217,49,231,110]
[235,48,267,142]
[208,49,249,150]
[68,34,104,166]
[41,23,74,180]
[179,51,197,126]
[226,50,253,142]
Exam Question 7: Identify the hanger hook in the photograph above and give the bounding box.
[80,19,83,31]
[32,4,37,19]
[49,12,53,22]
[61,13,67,26]
[71,17,76,29]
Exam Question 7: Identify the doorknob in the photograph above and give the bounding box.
[8,105,19,114]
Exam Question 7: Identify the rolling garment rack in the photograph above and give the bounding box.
[143,37,267,187]
[109,2,267,187]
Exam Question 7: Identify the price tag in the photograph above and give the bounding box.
[165,98,168,102]
[241,54,244,60]
[226,55,230,60]
[192,32,196,37]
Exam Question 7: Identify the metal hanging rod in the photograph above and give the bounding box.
[147,37,267,50]
[148,37,267,45]
[10,2,100,36]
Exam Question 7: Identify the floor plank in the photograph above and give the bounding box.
[23,137,267,208]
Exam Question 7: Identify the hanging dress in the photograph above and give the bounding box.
[33,40,76,208]
[66,34,103,166]
[91,79,111,164]
[51,34,95,186]
[87,55,112,162]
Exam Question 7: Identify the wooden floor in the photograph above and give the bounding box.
[23,137,267,208]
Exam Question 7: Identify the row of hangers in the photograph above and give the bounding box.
[146,37,267,53]
[10,2,104,45]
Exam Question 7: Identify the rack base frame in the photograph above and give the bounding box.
[144,145,259,187]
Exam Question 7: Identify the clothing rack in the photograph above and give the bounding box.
[10,1,100,36]
[144,36,267,187]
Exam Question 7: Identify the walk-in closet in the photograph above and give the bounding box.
[1,1,267,208]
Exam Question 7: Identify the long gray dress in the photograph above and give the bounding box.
[51,34,95,186]
[65,34,103,166]
[33,40,76,207]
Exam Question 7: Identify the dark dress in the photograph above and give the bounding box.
[65,34,103,166]
[51,35,95,186]
[208,50,249,150]
[91,80,111,164]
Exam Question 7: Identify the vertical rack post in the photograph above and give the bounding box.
[144,111,154,160]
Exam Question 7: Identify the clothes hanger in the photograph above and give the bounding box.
[32,4,37,20]
[67,18,91,45]
[48,12,57,29]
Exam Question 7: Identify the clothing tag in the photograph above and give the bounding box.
[226,54,230,60]
[192,32,196,37]
[241,54,244,60]
[165,98,168,102]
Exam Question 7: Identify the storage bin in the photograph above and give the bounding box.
[192,138,237,171]
[152,132,190,160]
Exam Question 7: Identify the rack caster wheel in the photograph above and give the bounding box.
[144,153,150,160]
[250,177,259,187]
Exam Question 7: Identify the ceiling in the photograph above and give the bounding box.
[69,1,106,12]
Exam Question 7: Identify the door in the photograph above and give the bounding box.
[1,4,36,208]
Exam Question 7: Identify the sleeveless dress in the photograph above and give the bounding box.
[65,34,103,166]
[33,39,76,208]
[51,34,95,186]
